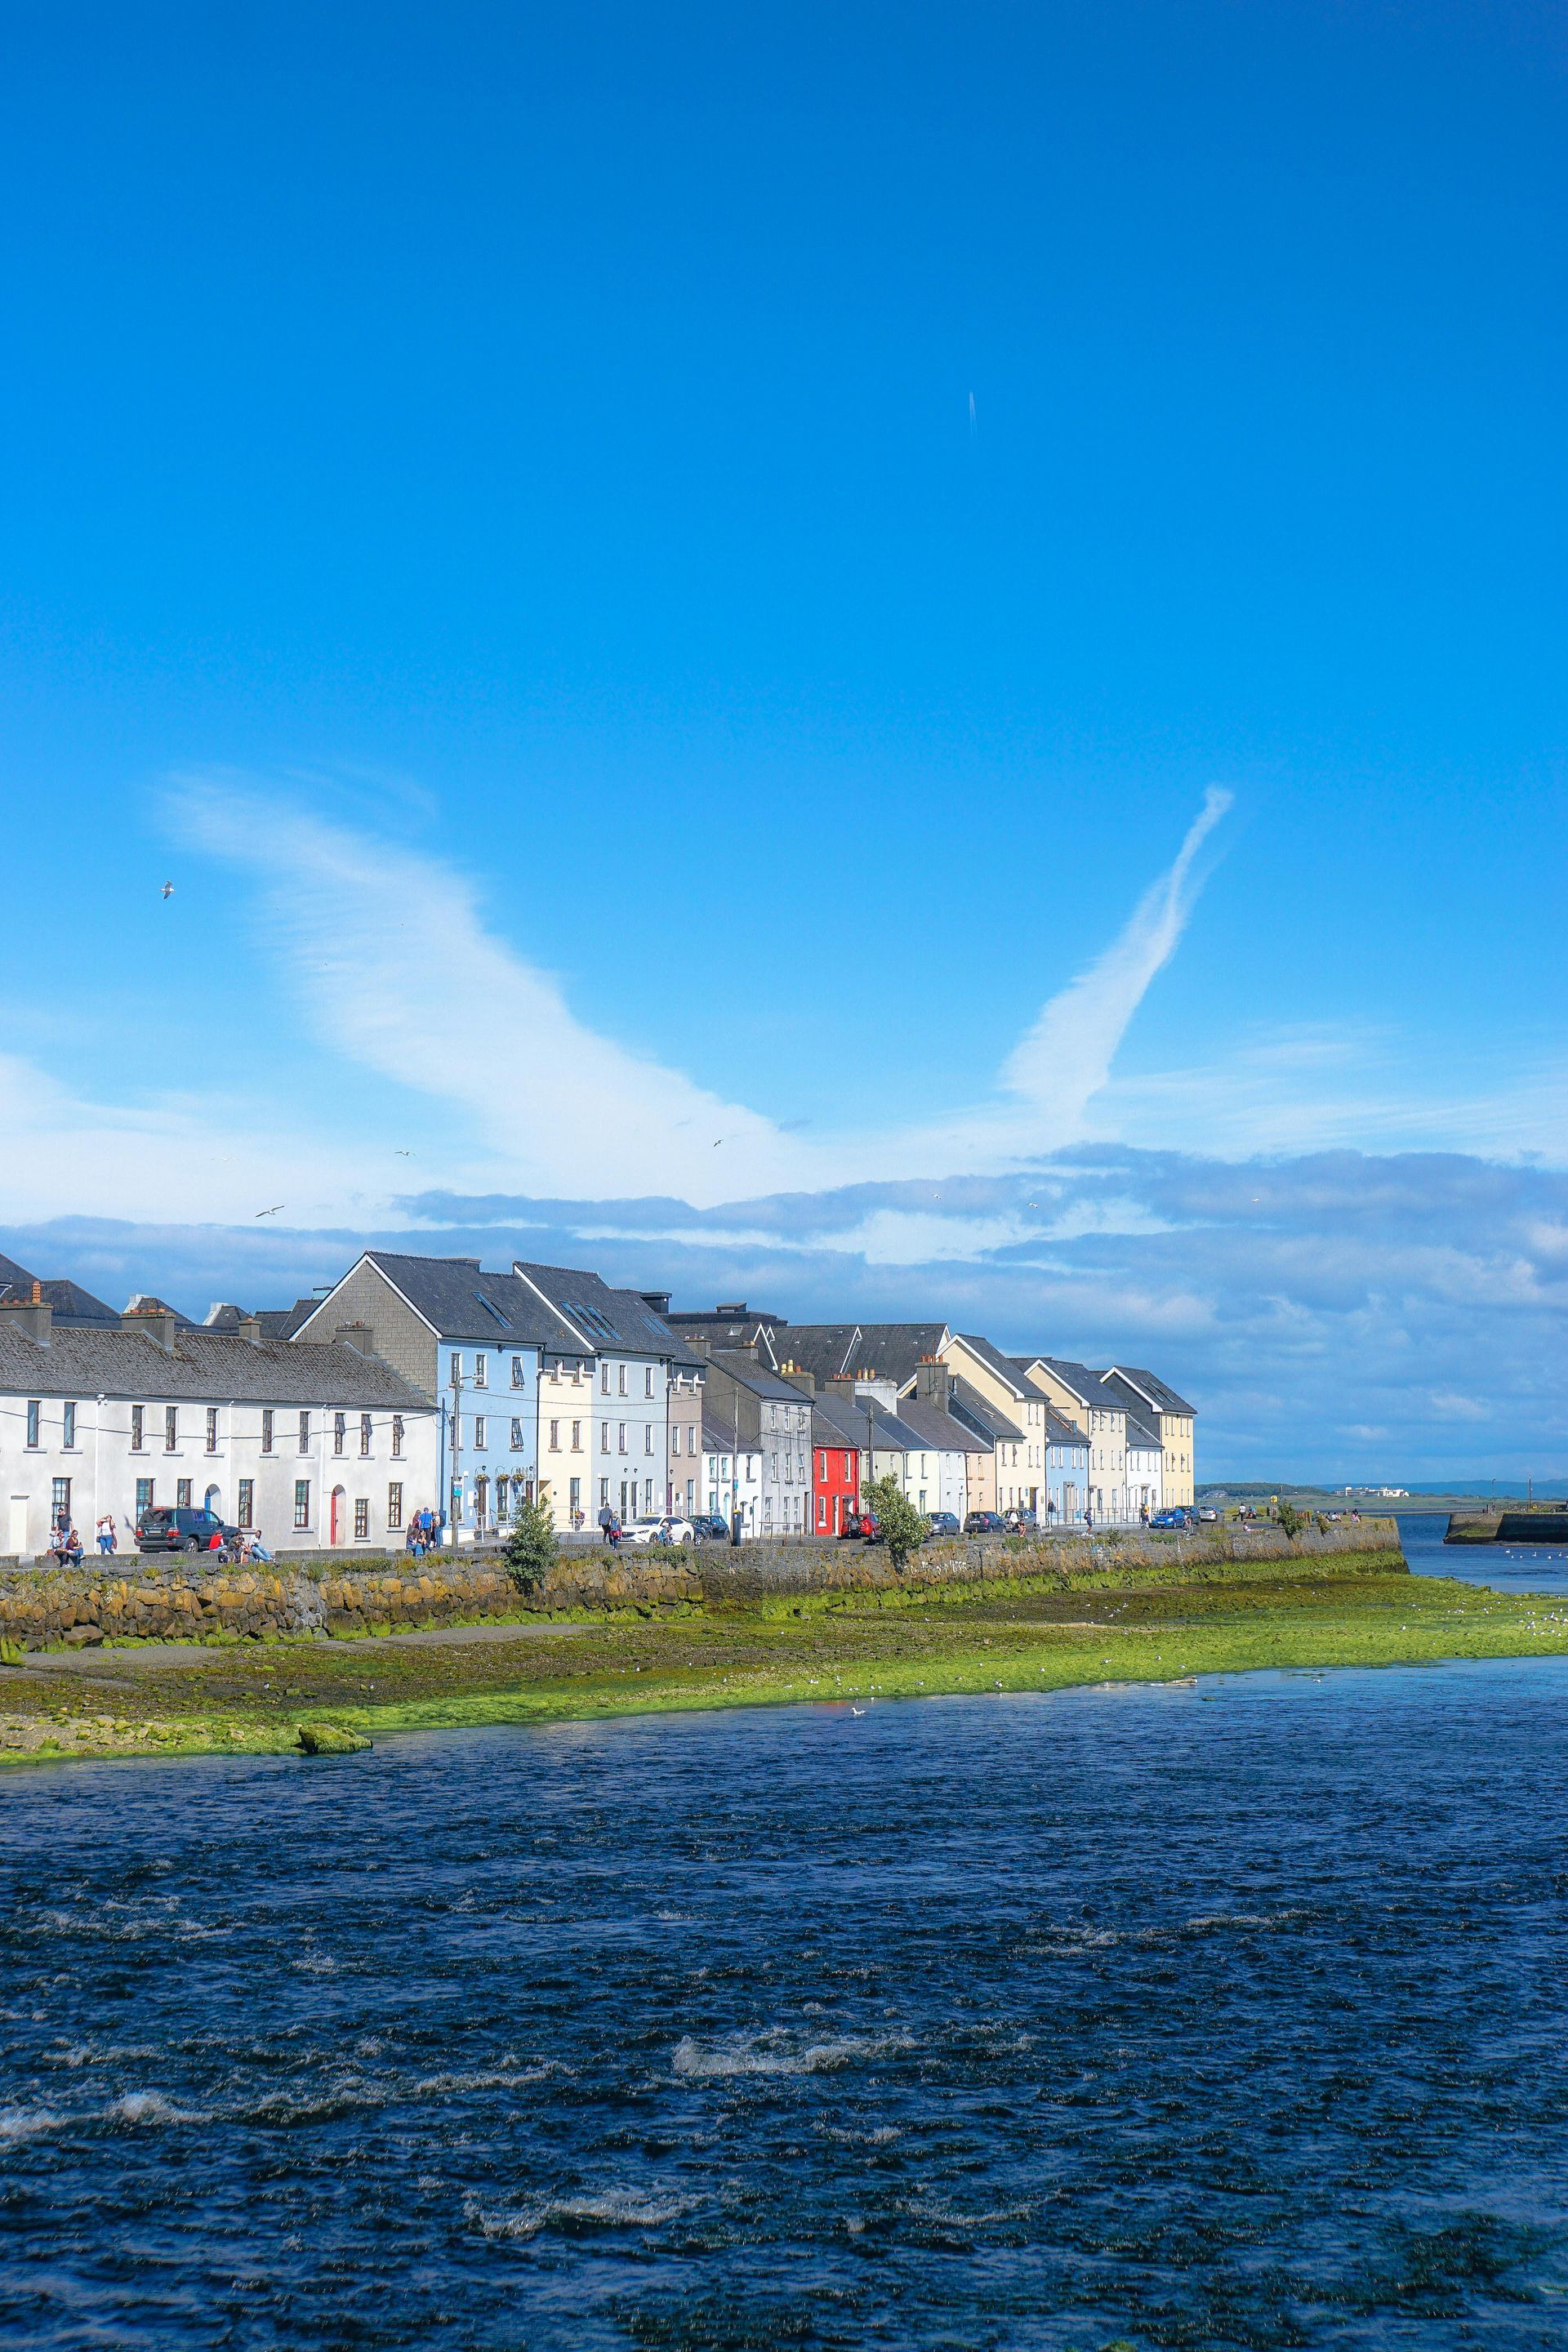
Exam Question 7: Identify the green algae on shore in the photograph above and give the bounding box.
[4,1551,1567,1764]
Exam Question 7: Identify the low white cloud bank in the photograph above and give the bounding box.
[7,1146,1567,1479]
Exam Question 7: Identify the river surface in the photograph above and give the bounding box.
[1398,1511,1568,1593]
[7,1664,1568,2349]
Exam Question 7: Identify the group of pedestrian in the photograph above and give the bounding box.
[404,1506,443,1557]
[598,1504,622,1550]
[47,1522,85,1567]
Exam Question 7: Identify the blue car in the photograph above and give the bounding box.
[1150,1508,1192,1530]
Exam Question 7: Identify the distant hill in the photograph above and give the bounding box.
[1198,1478,1568,1505]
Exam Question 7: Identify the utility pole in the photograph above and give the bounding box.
[449,1357,463,1543]
[731,1382,741,1544]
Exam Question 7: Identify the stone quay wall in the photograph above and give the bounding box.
[0,1519,1400,1651]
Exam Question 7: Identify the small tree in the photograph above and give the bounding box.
[865,1474,928,1574]
[504,1494,558,1594]
[1276,1499,1304,1539]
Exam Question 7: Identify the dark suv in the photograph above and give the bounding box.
[136,1505,236,1555]
[964,1510,1007,1535]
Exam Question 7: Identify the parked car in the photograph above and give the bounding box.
[1196,1507,1219,1523]
[136,1505,237,1554]
[689,1512,732,1543]
[842,1509,881,1542]
[964,1511,1007,1535]
[1007,1508,1038,1532]
[1150,1508,1193,1530]
[925,1511,961,1536]
[621,1517,694,1548]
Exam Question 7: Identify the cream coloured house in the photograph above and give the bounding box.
[934,1336,1047,1515]
[1102,1367,1196,1507]
[1017,1356,1131,1525]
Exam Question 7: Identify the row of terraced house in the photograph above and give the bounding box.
[0,1245,1194,1557]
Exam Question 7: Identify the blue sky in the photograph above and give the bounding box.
[2,2,1566,1478]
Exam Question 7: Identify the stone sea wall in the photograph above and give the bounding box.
[0,1519,1401,1651]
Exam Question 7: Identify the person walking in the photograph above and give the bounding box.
[96,1514,116,1555]
[598,1502,615,1547]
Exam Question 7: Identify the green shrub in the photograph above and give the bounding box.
[1276,1499,1305,1539]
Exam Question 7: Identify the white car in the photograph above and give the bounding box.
[620,1517,694,1547]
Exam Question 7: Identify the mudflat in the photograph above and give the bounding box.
[5,1552,1568,1763]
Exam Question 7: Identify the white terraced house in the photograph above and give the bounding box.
[0,1294,436,1559]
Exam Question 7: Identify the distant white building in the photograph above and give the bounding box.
[0,1295,435,1558]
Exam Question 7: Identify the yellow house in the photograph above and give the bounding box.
[1103,1366,1196,1508]
[1016,1356,1131,1525]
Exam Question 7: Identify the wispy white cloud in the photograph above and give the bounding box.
[169,774,1234,1205]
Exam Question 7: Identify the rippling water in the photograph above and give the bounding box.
[1400,1511,1568,1594]
[6,1665,1568,2348]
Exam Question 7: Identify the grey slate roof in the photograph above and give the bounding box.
[296,1252,587,1356]
[893,1396,992,1455]
[510,1261,704,1371]
[38,1277,121,1326]
[810,1391,872,1452]
[0,1253,121,1328]
[666,1307,787,1343]
[1030,1356,1104,1409]
[949,1377,1025,1446]
[1042,1405,1089,1450]
[703,1347,813,1405]
[1107,1364,1196,1418]
[858,1405,929,1455]
[1096,1371,1168,1450]
[256,1298,317,1340]
[0,1322,429,1408]
[768,1321,950,1389]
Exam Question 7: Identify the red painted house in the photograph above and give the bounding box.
[804,1387,866,1535]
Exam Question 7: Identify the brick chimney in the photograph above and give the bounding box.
[914,1357,954,1410]
[235,1314,263,1346]
[0,1291,51,1345]
[335,1321,377,1357]
[777,1364,816,1396]
[122,1299,176,1352]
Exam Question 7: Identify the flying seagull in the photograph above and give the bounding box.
[161,881,174,898]
[255,1205,284,1219]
